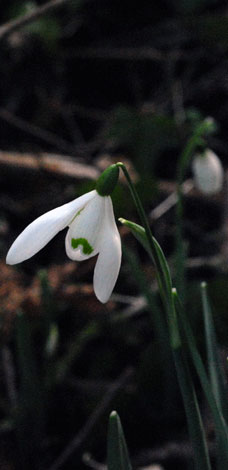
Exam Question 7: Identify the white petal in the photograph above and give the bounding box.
[6,190,96,265]
[65,193,105,261]
[93,197,121,303]
[192,150,224,194]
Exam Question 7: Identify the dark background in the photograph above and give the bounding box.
[0,1,228,469]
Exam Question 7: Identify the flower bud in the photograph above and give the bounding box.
[96,164,119,196]
[192,149,223,195]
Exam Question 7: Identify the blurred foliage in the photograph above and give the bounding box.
[108,106,179,172]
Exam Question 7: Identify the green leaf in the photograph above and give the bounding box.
[201,283,228,429]
[172,342,211,470]
[173,292,228,468]
[107,411,132,470]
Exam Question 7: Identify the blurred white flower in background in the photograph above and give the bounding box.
[6,189,121,303]
[192,149,224,195]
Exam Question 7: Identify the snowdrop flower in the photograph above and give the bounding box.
[6,165,121,303]
[192,149,223,195]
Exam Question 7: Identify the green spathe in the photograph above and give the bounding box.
[71,238,93,254]
[96,164,119,196]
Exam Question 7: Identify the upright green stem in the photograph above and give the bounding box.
[201,282,228,424]
[174,291,228,468]
[107,411,132,470]
[117,163,168,294]
[118,164,212,469]
[176,118,215,185]
[174,118,216,300]
[117,163,157,264]
[117,162,180,349]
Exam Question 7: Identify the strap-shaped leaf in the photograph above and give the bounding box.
[201,282,228,421]
[173,347,212,470]
[174,291,228,468]
[107,411,132,470]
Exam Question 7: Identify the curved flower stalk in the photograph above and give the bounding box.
[192,149,224,195]
[6,188,121,303]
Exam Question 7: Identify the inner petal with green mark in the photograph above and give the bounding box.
[71,238,94,255]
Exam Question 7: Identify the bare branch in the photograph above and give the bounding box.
[150,179,194,221]
[83,453,106,470]
[0,150,99,180]
[0,0,72,42]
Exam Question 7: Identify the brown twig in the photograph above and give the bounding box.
[0,150,99,180]
[111,293,147,319]
[0,0,72,43]
[83,453,106,470]
[150,179,194,221]
[48,367,133,470]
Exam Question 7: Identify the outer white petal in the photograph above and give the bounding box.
[192,150,224,195]
[6,190,96,265]
[93,197,121,303]
[65,193,105,261]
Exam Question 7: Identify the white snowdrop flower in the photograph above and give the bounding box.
[192,149,224,195]
[6,165,121,303]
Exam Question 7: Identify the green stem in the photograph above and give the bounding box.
[174,291,228,468]
[117,163,158,265]
[176,118,213,185]
[117,163,167,296]
[117,159,215,469]
[174,118,213,301]
[117,163,180,349]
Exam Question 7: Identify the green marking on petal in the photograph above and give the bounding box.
[71,238,93,255]
[76,208,83,217]
[70,207,84,225]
